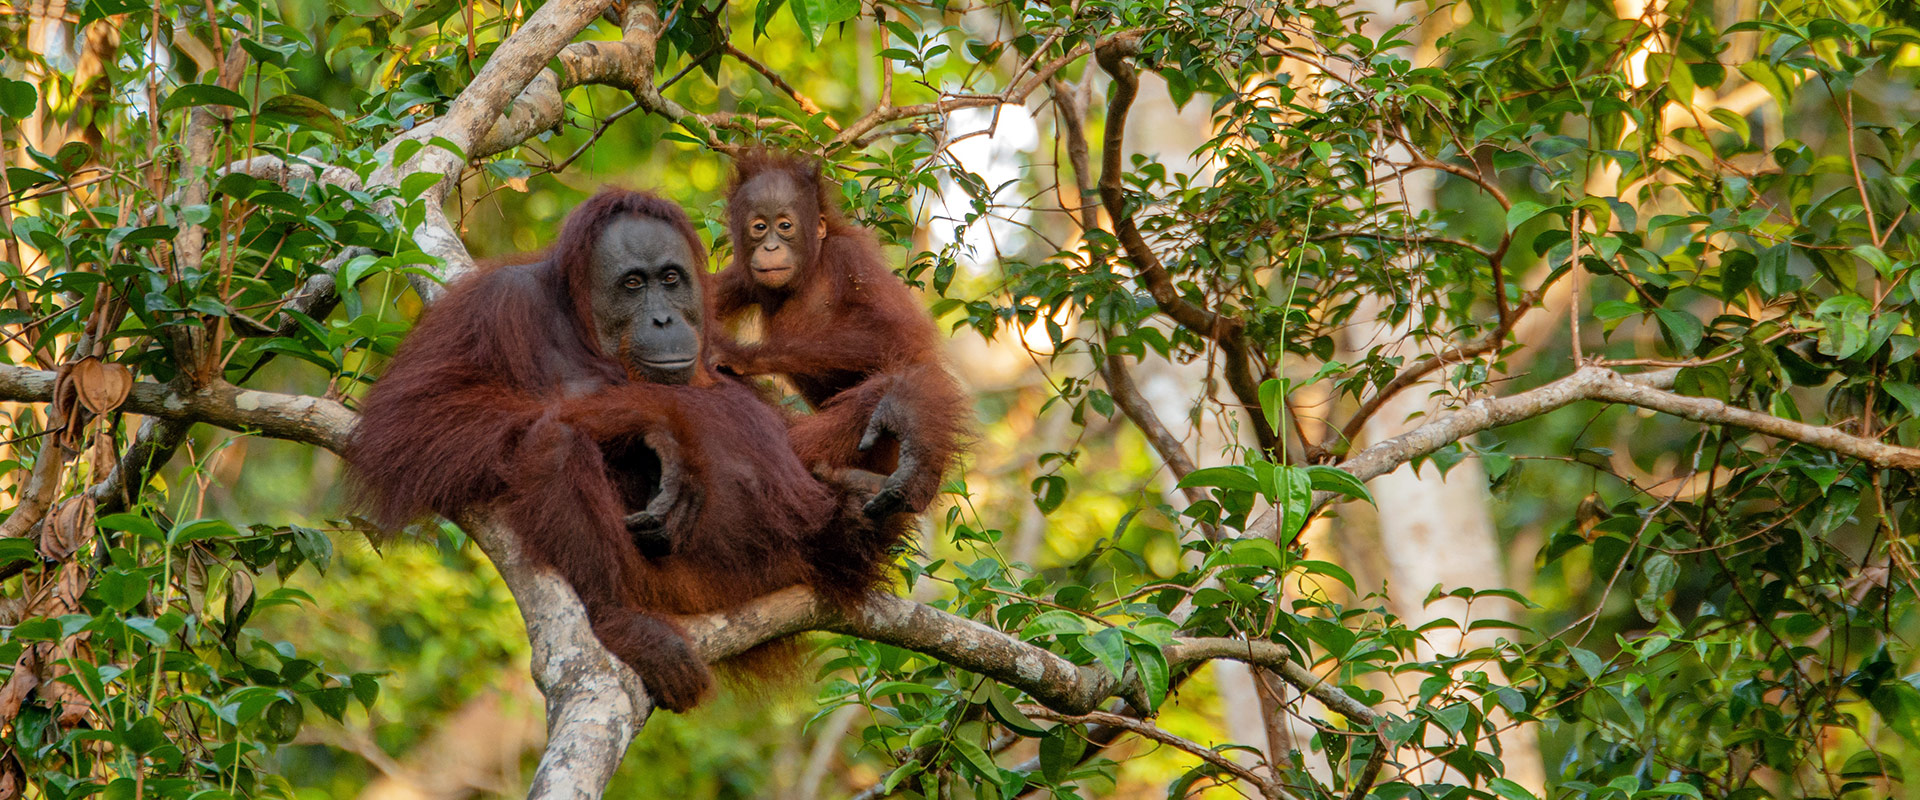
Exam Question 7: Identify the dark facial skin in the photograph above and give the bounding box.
[734,172,824,290]
[590,215,703,385]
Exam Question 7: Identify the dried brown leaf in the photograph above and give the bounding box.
[39,499,93,562]
[0,665,38,723]
[47,364,85,449]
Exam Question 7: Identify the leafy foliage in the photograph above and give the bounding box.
[3,0,1920,796]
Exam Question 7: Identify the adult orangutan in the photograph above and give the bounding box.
[714,150,968,520]
[348,188,906,713]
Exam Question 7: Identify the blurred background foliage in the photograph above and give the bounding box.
[5,0,1920,797]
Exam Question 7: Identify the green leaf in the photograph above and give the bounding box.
[1634,553,1678,622]
[427,136,467,161]
[1815,295,1873,359]
[160,84,250,114]
[96,570,147,613]
[98,513,165,542]
[1021,610,1088,639]
[1592,299,1641,321]
[167,518,238,546]
[1649,53,1695,105]
[1086,389,1113,418]
[983,685,1046,736]
[1080,627,1128,679]
[311,687,352,721]
[1870,681,1920,747]
[1569,646,1606,681]
[340,253,382,288]
[1884,382,1920,416]
[1303,465,1373,505]
[6,166,55,192]
[1258,378,1285,438]
[1505,200,1550,232]
[1298,559,1357,591]
[352,674,381,711]
[1030,475,1067,515]
[52,141,92,177]
[0,79,36,119]
[123,618,169,646]
[123,716,168,754]
[1039,724,1087,783]
[788,0,817,45]
[400,172,442,201]
[1852,244,1897,278]
[1177,465,1259,493]
[1211,537,1285,570]
[1708,107,1751,143]
[869,681,944,698]
[1162,68,1195,109]
[1652,309,1703,355]
[1756,243,1793,297]
[881,759,922,793]
[1131,644,1169,711]
[950,737,1000,780]
[1268,465,1313,545]
[257,94,347,138]
[0,539,35,565]
[1488,778,1541,800]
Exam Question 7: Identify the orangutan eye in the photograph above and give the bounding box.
[777,219,793,232]
[622,274,644,290]
[752,221,768,233]
[660,269,680,285]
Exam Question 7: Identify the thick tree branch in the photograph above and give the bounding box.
[1093,35,1219,337]
[437,0,618,155]
[1095,36,1278,454]
[678,587,1385,727]
[458,514,652,800]
[1253,364,1920,539]
[1588,372,1920,469]
[471,12,658,160]
[213,155,362,194]
[0,365,352,452]
[1055,77,1211,512]
[1163,639,1375,726]
[364,0,619,292]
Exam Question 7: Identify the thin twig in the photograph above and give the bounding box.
[1017,706,1295,800]
[723,43,841,131]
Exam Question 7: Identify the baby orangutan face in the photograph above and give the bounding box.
[732,171,825,290]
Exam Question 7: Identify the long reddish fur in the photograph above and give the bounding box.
[347,188,902,711]
[714,151,969,513]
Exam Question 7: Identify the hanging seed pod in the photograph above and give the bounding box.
[70,356,132,416]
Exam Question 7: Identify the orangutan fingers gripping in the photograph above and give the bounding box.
[856,391,919,519]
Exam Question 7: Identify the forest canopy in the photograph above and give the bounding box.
[3,0,1920,797]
